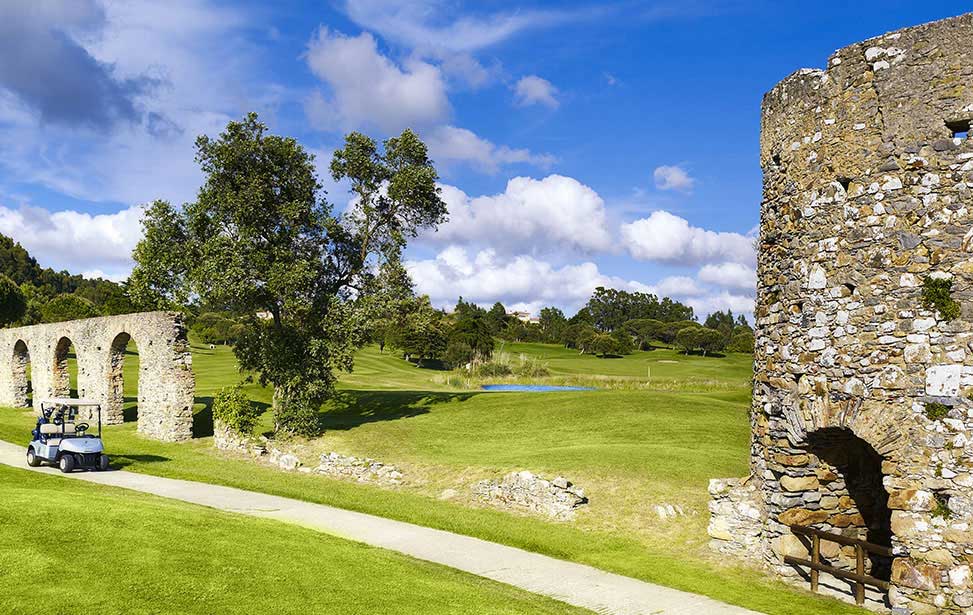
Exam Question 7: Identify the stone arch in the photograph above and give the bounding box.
[52,336,75,398]
[0,311,194,441]
[107,331,138,423]
[11,340,30,408]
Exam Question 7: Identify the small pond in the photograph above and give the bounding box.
[481,384,595,392]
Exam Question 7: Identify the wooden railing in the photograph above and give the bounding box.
[783,524,894,605]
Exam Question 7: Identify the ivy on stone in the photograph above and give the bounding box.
[924,402,950,421]
[920,276,960,321]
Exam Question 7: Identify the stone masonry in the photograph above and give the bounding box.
[0,311,195,441]
[708,14,973,614]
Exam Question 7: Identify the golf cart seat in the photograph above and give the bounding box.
[39,423,76,436]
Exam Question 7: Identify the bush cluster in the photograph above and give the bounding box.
[212,385,261,435]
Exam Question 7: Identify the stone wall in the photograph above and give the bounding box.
[710,13,973,614]
[0,311,195,441]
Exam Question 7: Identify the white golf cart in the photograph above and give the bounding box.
[27,398,110,473]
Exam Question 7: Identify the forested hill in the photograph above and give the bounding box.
[0,233,134,324]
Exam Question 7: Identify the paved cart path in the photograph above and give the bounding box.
[0,440,761,615]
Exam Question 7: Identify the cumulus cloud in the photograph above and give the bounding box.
[620,210,755,266]
[0,202,143,278]
[653,165,694,192]
[514,75,559,109]
[405,245,646,312]
[698,262,756,291]
[685,292,755,318]
[425,126,555,173]
[0,1,154,130]
[304,27,450,134]
[428,175,612,255]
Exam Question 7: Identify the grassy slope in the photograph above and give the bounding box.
[0,465,582,615]
[0,342,859,615]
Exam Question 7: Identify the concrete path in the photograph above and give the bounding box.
[0,440,761,615]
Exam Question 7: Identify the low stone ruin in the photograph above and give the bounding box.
[474,471,588,520]
[707,478,763,563]
[315,452,404,485]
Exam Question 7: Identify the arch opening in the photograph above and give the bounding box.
[796,428,893,581]
[108,332,139,423]
[12,340,31,408]
[53,337,79,399]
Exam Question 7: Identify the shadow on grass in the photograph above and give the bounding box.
[111,453,171,468]
[320,389,479,431]
[122,397,138,423]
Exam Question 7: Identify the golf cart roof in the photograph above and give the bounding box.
[41,398,102,407]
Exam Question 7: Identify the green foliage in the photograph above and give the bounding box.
[213,385,261,435]
[725,331,756,353]
[394,297,449,364]
[674,325,725,355]
[273,396,320,438]
[562,322,596,350]
[41,293,101,323]
[932,493,952,519]
[450,314,495,359]
[513,356,550,378]
[0,274,26,327]
[0,233,135,317]
[584,286,694,332]
[193,312,243,345]
[129,113,445,433]
[470,361,513,378]
[623,318,665,350]
[484,302,509,335]
[925,402,950,421]
[921,276,960,321]
[538,307,567,343]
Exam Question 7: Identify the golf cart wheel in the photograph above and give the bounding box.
[97,455,110,471]
[26,449,40,467]
[58,454,75,474]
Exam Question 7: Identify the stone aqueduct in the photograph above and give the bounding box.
[0,311,195,442]
[708,13,973,614]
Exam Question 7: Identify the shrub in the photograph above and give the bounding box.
[0,274,26,327]
[274,397,320,438]
[41,294,100,323]
[726,331,756,353]
[921,276,960,321]
[212,385,261,435]
[471,361,513,378]
[925,402,950,421]
[514,357,550,378]
[444,340,475,369]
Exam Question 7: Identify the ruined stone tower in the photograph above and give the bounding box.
[709,14,973,614]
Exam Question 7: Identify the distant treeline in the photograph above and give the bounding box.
[0,233,135,326]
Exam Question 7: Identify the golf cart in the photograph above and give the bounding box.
[27,398,110,473]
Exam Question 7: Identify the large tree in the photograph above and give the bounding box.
[0,274,26,327]
[130,113,446,435]
[583,286,694,332]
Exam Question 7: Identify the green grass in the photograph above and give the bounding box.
[0,341,861,615]
[0,464,582,615]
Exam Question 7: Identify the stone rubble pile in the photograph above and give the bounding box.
[474,471,587,520]
[314,452,404,485]
[707,478,764,563]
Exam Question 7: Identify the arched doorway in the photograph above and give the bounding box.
[108,332,139,422]
[53,337,79,398]
[799,428,893,581]
[11,340,31,407]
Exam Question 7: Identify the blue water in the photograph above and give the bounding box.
[481,384,595,392]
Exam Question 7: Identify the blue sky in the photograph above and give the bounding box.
[0,1,964,318]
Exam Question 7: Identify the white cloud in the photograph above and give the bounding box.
[0,0,261,207]
[427,175,612,255]
[686,292,755,319]
[514,75,559,109]
[305,27,450,134]
[653,165,694,192]
[655,275,705,297]
[406,245,646,312]
[0,202,143,279]
[340,1,585,54]
[698,262,756,291]
[425,126,555,173]
[620,210,755,266]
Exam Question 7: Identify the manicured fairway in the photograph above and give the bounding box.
[0,341,862,615]
[0,464,584,615]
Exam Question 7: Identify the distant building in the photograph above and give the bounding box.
[511,311,538,323]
